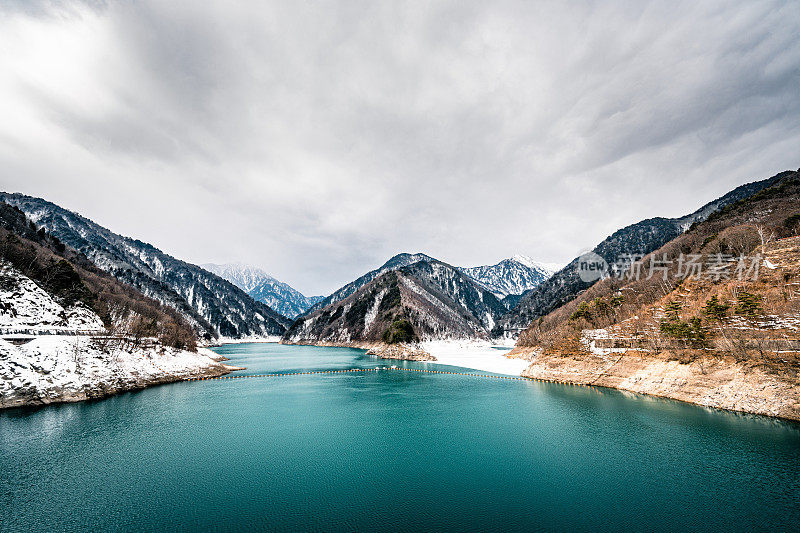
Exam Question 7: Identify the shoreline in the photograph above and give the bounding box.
[281,338,530,376]
[509,347,800,422]
[280,339,799,421]
[11,335,794,422]
[0,338,236,411]
[0,363,234,411]
[0,363,233,411]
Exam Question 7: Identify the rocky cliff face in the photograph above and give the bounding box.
[284,259,507,345]
[498,170,793,334]
[202,263,322,319]
[0,193,291,339]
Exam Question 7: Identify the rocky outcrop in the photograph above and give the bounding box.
[365,342,434,361]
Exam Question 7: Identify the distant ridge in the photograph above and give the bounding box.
[459,255,556,301]
[284,256,507,344]
[202,262,323,319]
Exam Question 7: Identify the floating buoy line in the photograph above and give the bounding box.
[184,366,598,389]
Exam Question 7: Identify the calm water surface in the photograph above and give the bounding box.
[1,343,799,532]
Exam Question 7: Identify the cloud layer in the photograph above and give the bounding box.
[1,0,799,294]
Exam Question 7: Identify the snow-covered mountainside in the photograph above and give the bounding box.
[497,170,794,335]
[0,193,291,340]
[202,263,322,319]
[459,255,556,301]
[304,253,435,315]
[284,258,507,345]
[201,263,271,293]
[0,261,230,409]
[0,262,104,332]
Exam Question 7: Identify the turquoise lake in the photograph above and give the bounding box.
[1,343,799,532]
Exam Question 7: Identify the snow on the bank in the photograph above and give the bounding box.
[210,335,282,345]
[420,340,529,376]
[0,262,225,408]
[0,336,222,408]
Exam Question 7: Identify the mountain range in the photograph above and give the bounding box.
[0,192,556,343]
[0,193,291,340]
[459,255,557,304]
[201,263,323,319]
[284,258,508,345]
[0,168,789,347]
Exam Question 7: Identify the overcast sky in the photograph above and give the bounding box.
[1,1,799,295]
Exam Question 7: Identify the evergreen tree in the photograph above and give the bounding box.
[702,295,730,321]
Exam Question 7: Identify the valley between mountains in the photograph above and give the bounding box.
[1,169,799,420]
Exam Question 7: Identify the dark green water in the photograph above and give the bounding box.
[1,343,799,532]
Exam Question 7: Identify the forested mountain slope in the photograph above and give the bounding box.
[512,169,800,420]
[498,170,793,335]
[0,193,291,340]
[284,258,507,346]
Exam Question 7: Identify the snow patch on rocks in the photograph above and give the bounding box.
[364,288,387,333]
[0,262,65,328]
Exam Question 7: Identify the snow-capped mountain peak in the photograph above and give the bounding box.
[202,262,320,319]
[511,254,562,274]
[459,255,557,300]
[201,263,275,293]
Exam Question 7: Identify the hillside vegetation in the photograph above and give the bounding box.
[0,193,291,339]
[0,203,197,351]
[513,170,800,420]
[499,171,790,334]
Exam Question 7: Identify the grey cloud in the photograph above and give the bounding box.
[0,0,799,295]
